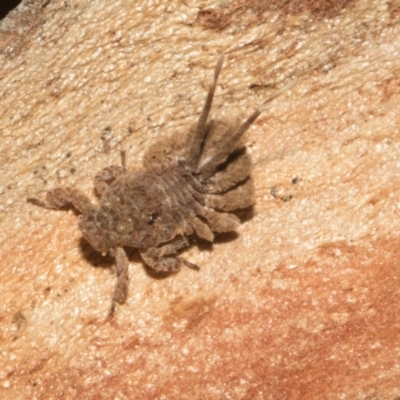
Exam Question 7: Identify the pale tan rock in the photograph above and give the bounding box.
[1,0,400,398]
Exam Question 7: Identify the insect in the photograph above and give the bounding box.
[28,55,295,314]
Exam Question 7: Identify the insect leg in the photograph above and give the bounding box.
[140,248,199,272]
[94,166,127,195]
[110,247,129,314]
[27,187,95,214]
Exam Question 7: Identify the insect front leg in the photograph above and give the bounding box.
[27,187,95,214]
[110,247,129,315]
[94,150,127,195]
[94,166,127,195]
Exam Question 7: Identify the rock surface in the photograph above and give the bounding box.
[1,0,400,398]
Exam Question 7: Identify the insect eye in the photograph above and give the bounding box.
[147,213,159,225]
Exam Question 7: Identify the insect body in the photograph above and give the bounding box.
[28,55,295,313]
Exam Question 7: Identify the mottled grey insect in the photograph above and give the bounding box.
[28,55,295,313]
